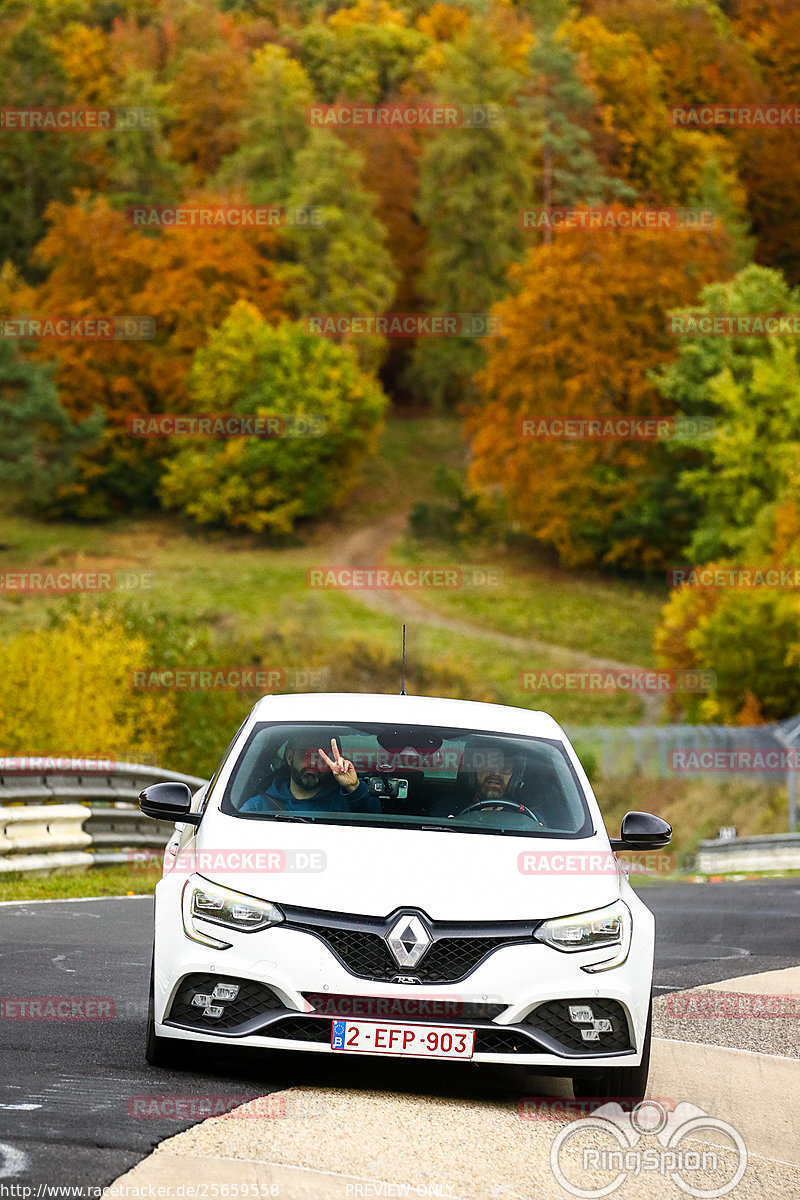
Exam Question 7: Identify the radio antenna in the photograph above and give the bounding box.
[400,624,407,695]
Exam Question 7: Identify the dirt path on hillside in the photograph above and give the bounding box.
[331,515,663,724]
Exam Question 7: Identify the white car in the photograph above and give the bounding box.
[140,693,670,1099]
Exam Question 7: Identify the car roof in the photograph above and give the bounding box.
[248,692,565,740]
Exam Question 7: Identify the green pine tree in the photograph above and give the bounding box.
[407,21,539,409]
[0,21,85,275]
[526,0,635,243]
[214,46,314,206]
[280,128,398,373]
[0,341,104,516]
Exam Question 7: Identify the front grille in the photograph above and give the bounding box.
[167,974,283,1031]
[302,992,506,1023]
[420,937,523,983]
[525,999,631,1052]
[322,928,396,979]
[307,926,530,984]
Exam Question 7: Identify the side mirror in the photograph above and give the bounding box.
[609,810,672,851]
[139,782,201,826]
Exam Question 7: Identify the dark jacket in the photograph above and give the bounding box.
[240,771,379,815]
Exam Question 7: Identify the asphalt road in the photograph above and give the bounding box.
[0,879,798,1190]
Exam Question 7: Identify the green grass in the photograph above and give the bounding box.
[0,864,160,901]
[0,417,661,731]
[385,536,666,667]
[593,775,790,865]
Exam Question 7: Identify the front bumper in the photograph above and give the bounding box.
[153,887,654,1070]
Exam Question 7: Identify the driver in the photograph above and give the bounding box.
[241,732,380,815]
[432,738,544,824]
[472,748,519,806]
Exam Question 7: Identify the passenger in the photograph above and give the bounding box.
[241,733,380,815]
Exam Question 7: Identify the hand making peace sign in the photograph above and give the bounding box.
[318,737,359,793]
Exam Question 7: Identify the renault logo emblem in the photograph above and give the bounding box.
[386,914,431,969]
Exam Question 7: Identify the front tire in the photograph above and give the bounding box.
[145,954,186,1068]
[572,1000,651,1102]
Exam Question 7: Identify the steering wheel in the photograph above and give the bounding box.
[458,798,544,825]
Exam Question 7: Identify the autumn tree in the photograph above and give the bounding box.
[467,221,732,571]
[0,608,175,765]
[166,38,253,178]
[214,45,314,205]
[656,578,800,723]
[281,128,398,372]
[407,19,538,408]
[295,0,431,103]
[656,265,800,563]
[730,0,800,284]
[582,0,759,109]
[567,13,748,228]
[13,194,284,514]
[159,301,388,534]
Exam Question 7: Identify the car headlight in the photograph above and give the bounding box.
[181,875,284,949]
[534,900,632,972]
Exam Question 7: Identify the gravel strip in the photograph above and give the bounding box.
[654,990,800,1058]
[141,1084,797,1200]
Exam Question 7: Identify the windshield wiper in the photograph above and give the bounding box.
[253,811,311,823]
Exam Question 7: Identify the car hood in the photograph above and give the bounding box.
[190,813,621,921]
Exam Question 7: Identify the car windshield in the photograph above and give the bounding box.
[220,722,592,839]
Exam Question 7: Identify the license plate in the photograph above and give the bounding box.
[330,1019,475,1059]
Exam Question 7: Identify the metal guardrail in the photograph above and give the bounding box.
[695,833,800,874]
[0,760,207,874]
[567,715,800,833]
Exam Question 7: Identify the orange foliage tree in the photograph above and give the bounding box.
[730,0,800,283]
[467,218,732,571]
[14,194,284,514]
